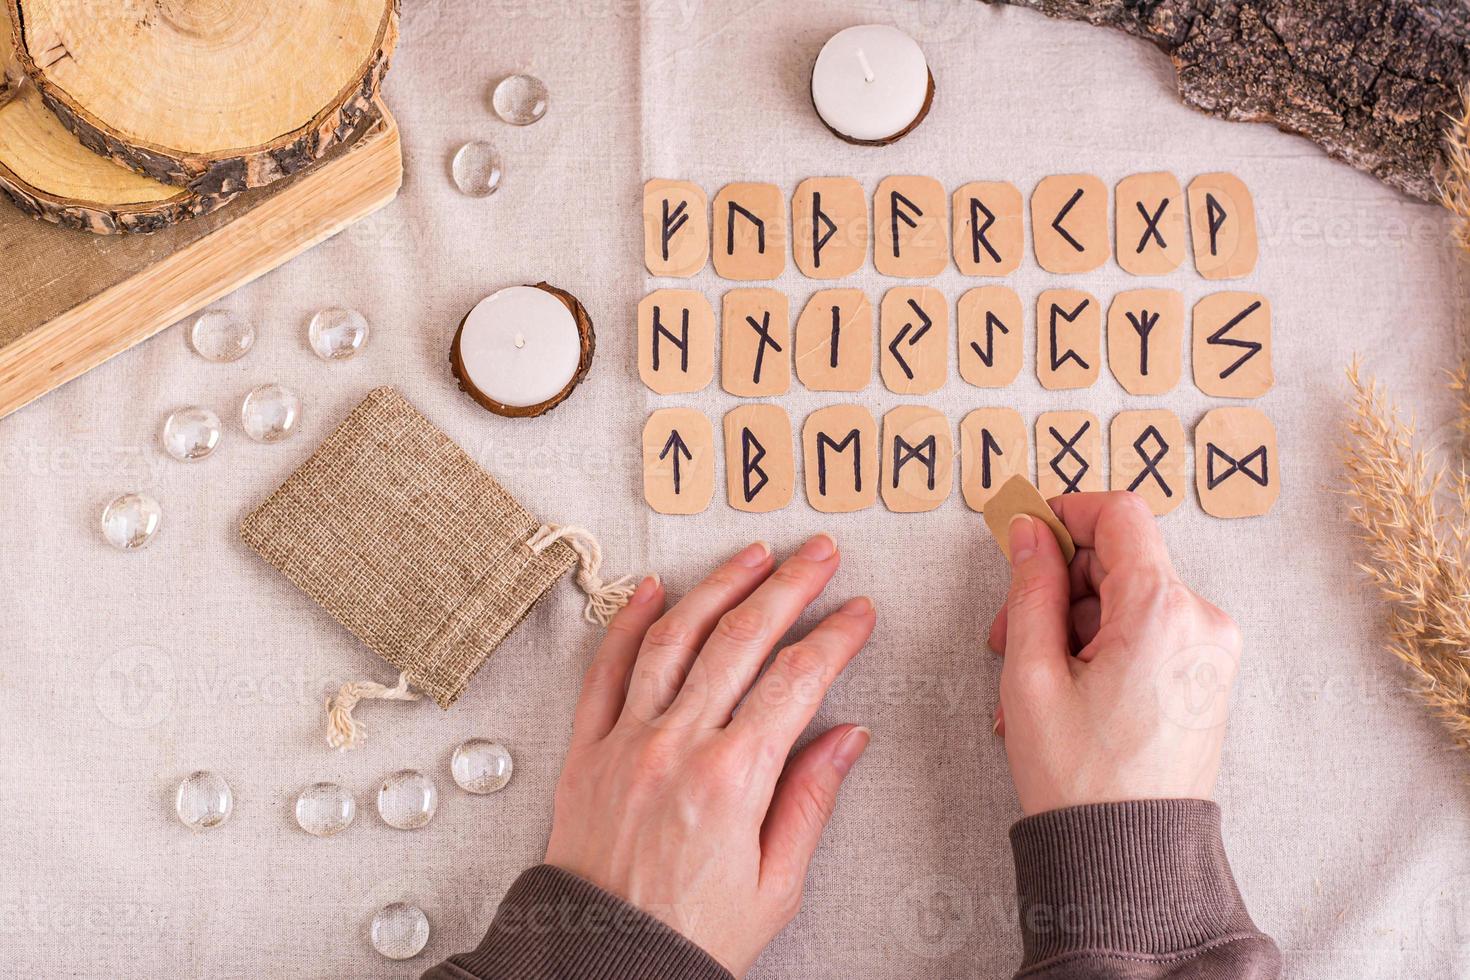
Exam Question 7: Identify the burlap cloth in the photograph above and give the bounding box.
[239,387,578,710]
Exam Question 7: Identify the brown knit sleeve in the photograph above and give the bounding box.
[1008,800,1281,979]
[421,864,733,980]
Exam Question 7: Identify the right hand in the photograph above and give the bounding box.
[988,492,1243,816]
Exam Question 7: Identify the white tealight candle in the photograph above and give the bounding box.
[452,284,590,417]
[811,24,933,145]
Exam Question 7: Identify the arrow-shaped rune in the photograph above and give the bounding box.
[1051,187,1086,253]
[888,298,933,381]
[659,429,693,495]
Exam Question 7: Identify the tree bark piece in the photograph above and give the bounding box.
[981,0,1470,202]
[0,11,222,233]
[7,0,397,197]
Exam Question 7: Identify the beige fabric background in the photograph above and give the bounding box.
[2,1,1467,976]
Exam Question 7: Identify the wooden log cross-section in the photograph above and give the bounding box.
[981,0,1470,202]
[7,0,398,197]
[0,7,222,233]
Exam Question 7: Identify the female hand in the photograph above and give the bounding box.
[544,534,875,977]
[989,492,1243,815]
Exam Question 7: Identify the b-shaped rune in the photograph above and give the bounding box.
[724,405,793,512]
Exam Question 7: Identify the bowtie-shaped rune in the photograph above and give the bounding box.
[1205,442,1268,490]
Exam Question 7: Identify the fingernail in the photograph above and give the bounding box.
[840,596,874,617]
[833,725,870,774]
[629,575,661,606]
[735,541,771,567]
[1008,515,1038,564]
[798,533,836,561]
[992,710,1003,736]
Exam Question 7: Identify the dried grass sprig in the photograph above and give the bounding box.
[1343,360,1470,751]
[1440,84,1470,250]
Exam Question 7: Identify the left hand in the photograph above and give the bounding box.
[544,535,875,977]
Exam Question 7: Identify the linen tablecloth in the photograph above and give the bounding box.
[2,1,1466,976]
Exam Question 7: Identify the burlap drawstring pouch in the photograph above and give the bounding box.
[239,386,633,749]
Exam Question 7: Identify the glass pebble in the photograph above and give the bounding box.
[175,770,232,830]
[188,310,254,362]
[100,492,162,550]
[371,903,429,960]
[451,739,513,794]
[451,141,502,197]
[492,73,548,126]
[240,383,301,443]
[161,406,222,461]
[295,782,356,837]
[377,770,438,830]
[308,308,370,361]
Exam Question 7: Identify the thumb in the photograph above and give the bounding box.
[759,724,869,902]
[1001,514,1071,680]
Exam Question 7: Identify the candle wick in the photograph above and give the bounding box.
[514,332,526,349]
[855,46,875,83]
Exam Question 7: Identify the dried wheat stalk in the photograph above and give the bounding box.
[1340,88,1470,751]
[1343,361,1470,751]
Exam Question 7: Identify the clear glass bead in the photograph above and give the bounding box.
[188,310,254,362]
[175,771,232,830]
[295,782,356,837]
[307,308,370,361]
[240,383,301,443]
[491,74,548,126]
[451,141,502,197]
[376,770,438,830]
[370,902,429,960]
[451,739,513,794]
[161,406,222,461]
[100,492,162,550]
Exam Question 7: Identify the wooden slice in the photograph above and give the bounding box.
[8,0,397,195]
[0,13,217,232]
